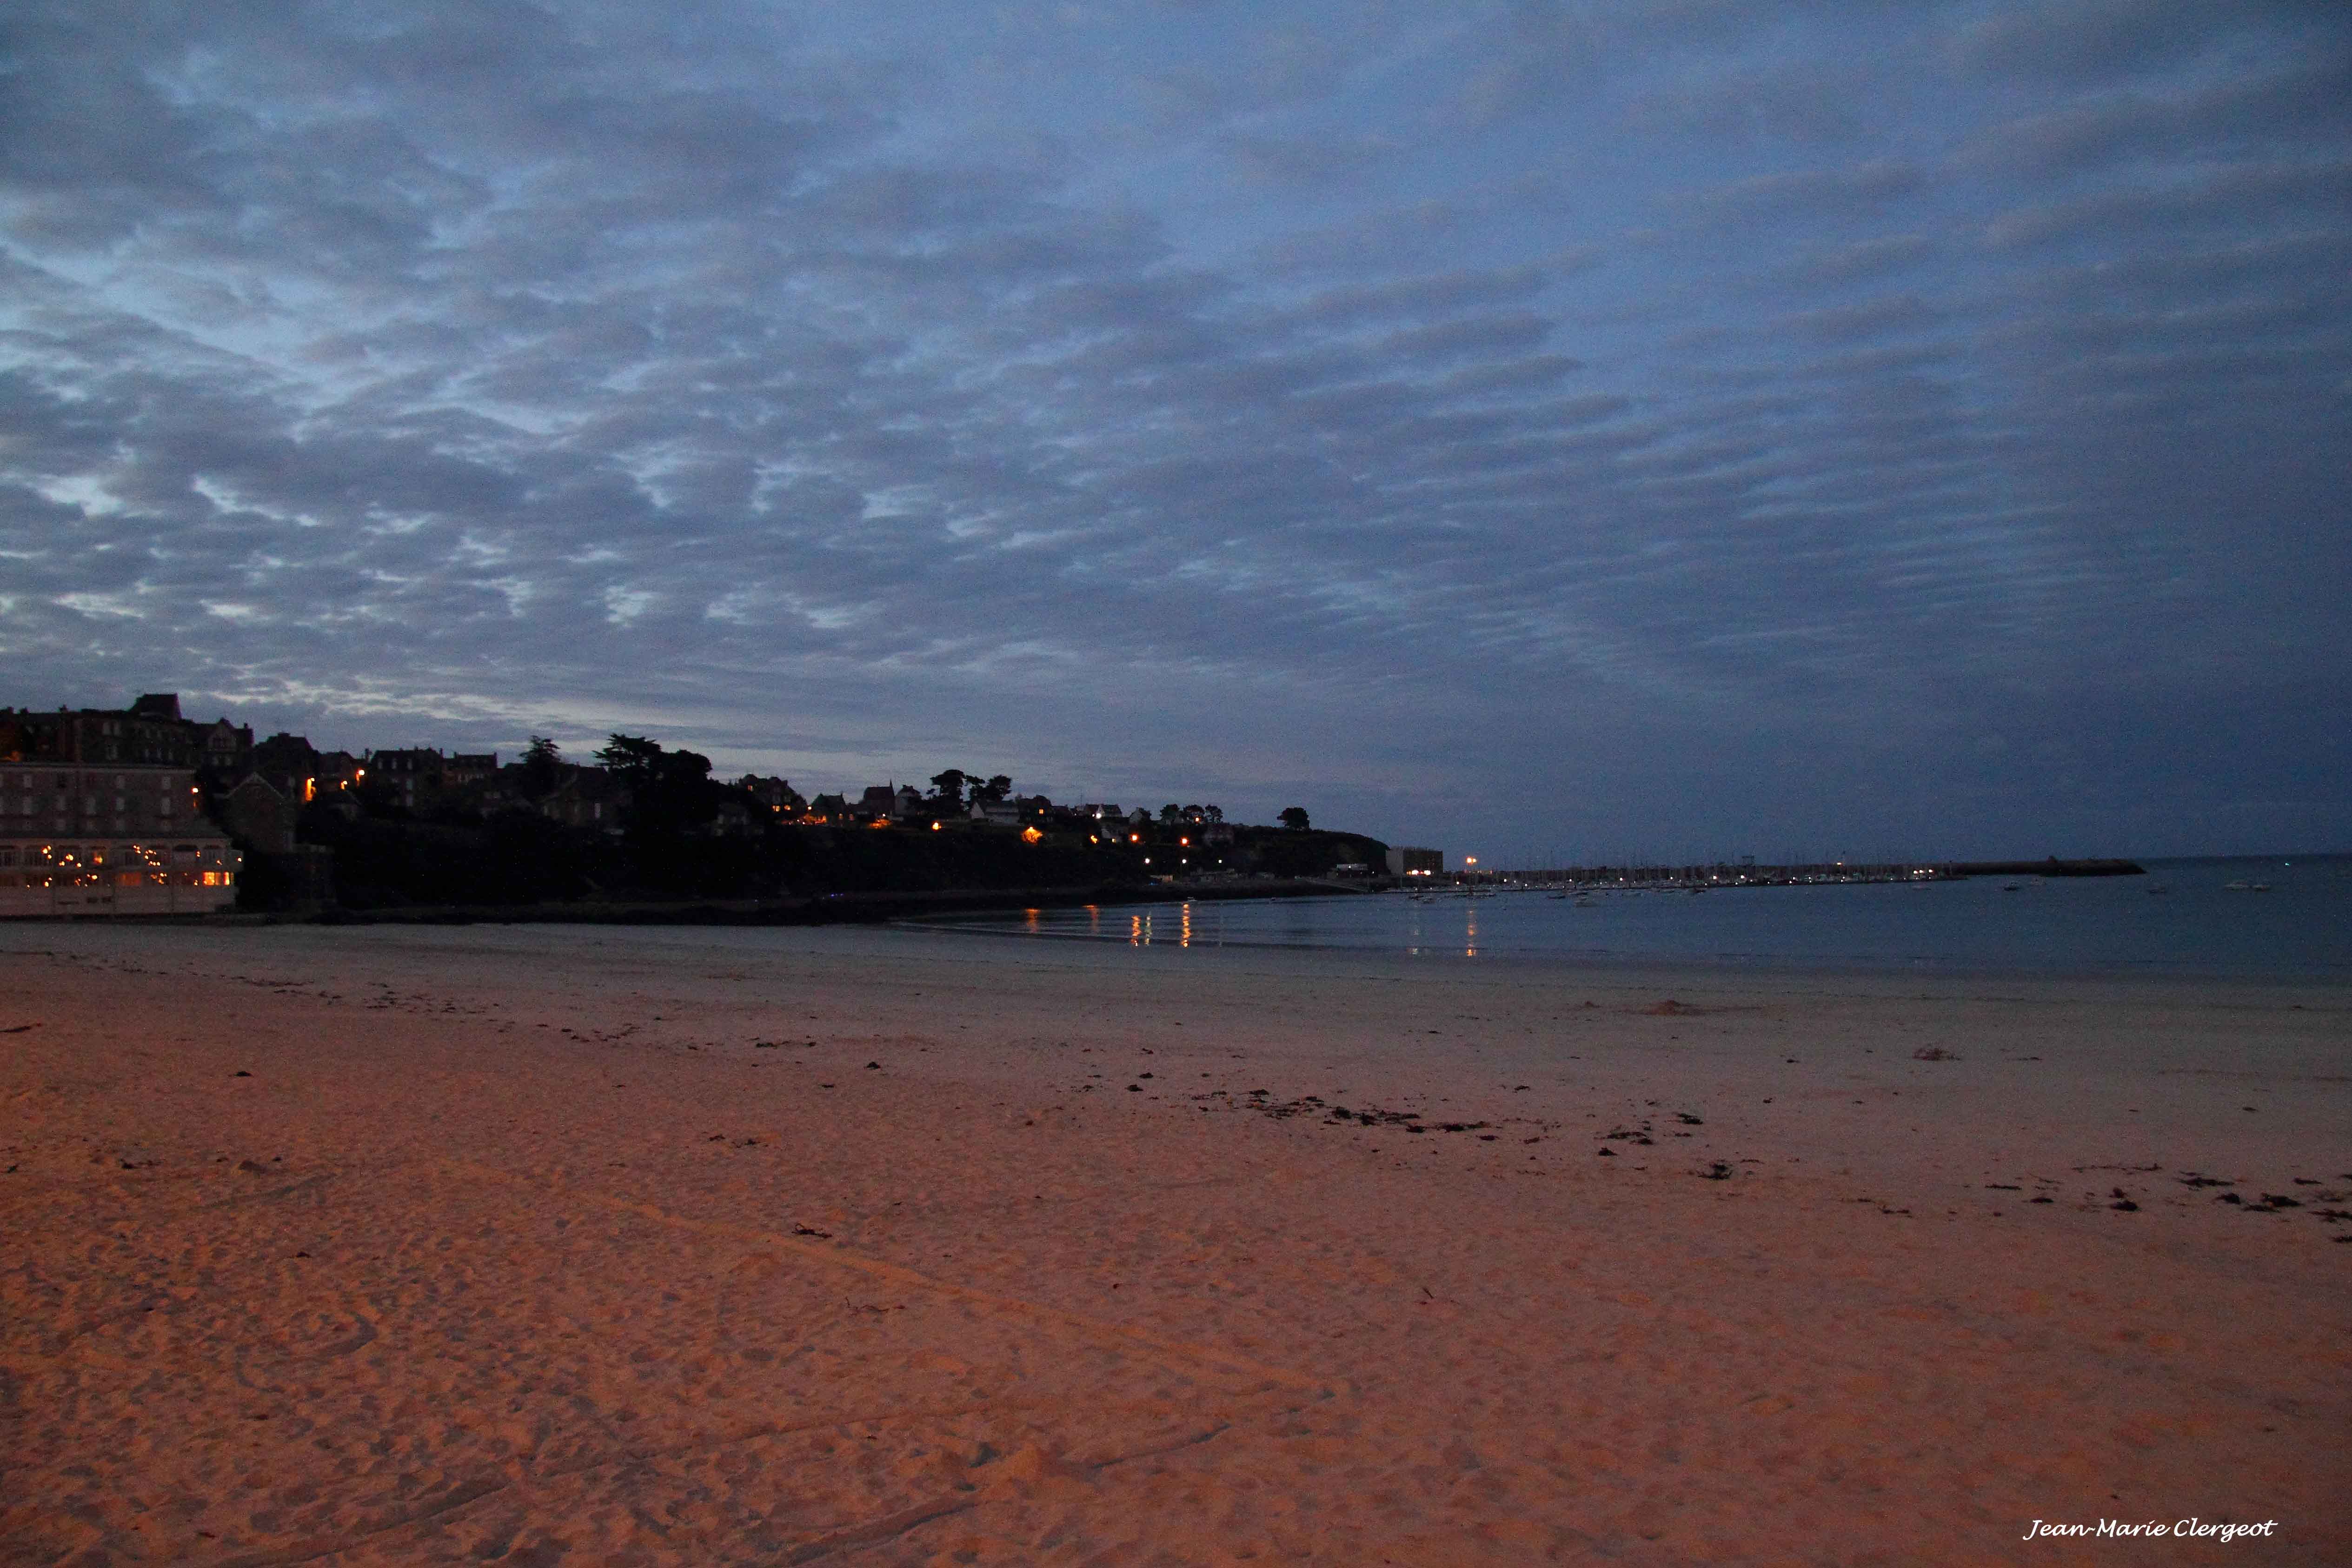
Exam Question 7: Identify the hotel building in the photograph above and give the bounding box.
[0,703,243,917]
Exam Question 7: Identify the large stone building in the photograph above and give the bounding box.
[366,746,502,811]
[0,698,244,916]
[369,747,445,811]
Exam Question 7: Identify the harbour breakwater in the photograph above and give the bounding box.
[1492,857,2146,887]
[1946,858,2144,877]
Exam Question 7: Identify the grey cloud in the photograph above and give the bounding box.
[1674,158,1927,228]
[1375,312,1554,362]
[802,163,1050,237]
[2,0,2345,858]
[1220,133,1405,186]
[1626,62,1875,145]
[1256,197,1488,275]
[1965,53,2352,175]
[1455,0,1773,124]
[1952,0,2277,84]
[1790,342,1955,382]
[2036,231,2352,319]
[1776,234,1933,287]
[1132,54,1342,131]
[1982,158,2352,251]
[1778,293,1942,344]
[1282,264,1551,330]
[1439,355,1587,396]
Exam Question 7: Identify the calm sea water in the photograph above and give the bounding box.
[941,856,2352,980]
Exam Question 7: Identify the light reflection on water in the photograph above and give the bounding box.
[953,857,2352,979]
[1125,902,1206,946]
[1115,897,1477,957]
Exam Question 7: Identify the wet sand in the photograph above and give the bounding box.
[4,923,2348,1565]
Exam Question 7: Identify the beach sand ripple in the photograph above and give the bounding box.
[3,925,2346,1564]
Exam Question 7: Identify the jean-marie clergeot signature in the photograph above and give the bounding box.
[2023,1519,2278,1543]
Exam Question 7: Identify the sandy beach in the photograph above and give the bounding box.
[4,922,2346,1566]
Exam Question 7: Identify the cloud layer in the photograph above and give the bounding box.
[4,0,2346,859]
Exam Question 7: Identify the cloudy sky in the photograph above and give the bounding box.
[4,1,2345,863]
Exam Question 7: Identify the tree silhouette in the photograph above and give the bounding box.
[594,734,663,780]
[1278,806,1310,831]
[520,736,563,798]
[596,734,718,837]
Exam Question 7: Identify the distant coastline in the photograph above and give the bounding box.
[1470,857,2147,887]
[240,876,1366,928]
[1945,858,2144,877]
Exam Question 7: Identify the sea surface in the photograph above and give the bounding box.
[934,855,2352,980]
